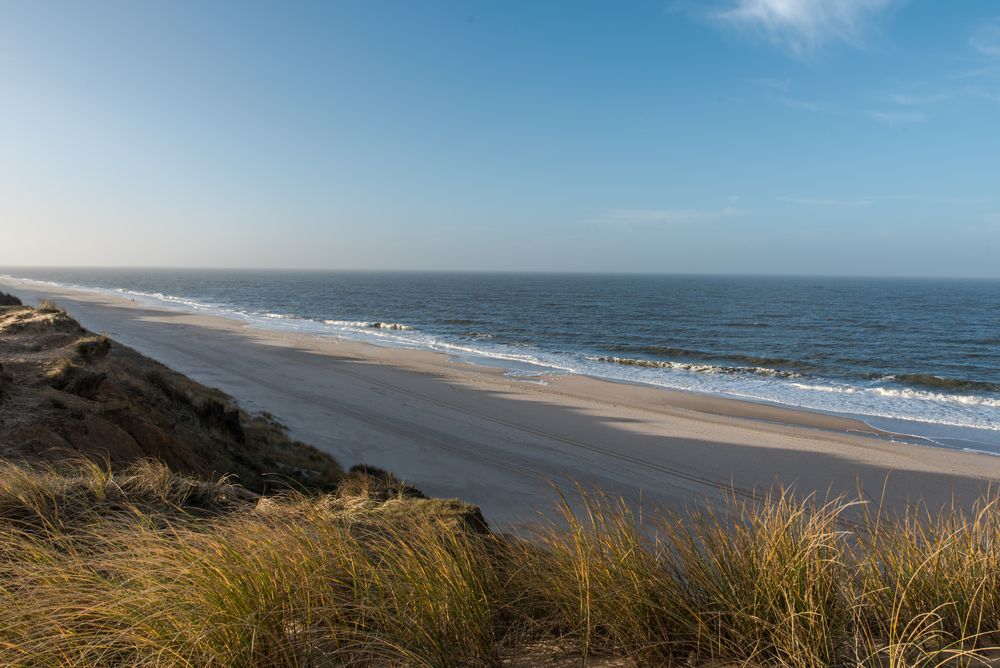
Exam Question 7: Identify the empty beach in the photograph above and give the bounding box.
[5,277,998,527]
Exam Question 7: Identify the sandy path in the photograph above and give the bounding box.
[4,278,999,527]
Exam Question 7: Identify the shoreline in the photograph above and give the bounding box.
[4,276,1000,526]
[0,275,905,441]
[3,274,984,449]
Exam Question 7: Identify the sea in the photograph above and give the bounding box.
[3,268,999,454]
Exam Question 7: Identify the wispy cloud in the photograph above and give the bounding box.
[964,86,1000,103]
[777,196,873,207]
[712,0,900,56]
[748,78,826,112]
[876,82,999,124]
[930,196,991,206]
[886,91,950,106]
[780,194,986,208]
[599,207,746,226]
[866,19,1000,119]
[971,16,1000,57]
[950,64,1000,82]
[779,96,824,112]
[865,90,943,125]
[869,109,926,125]
[747,77,792,92]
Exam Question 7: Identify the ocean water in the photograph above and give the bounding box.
[4,269,1000,452]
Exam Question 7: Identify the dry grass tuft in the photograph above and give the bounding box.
[47,355,107,398]
[853,495,1000,666]
[38,298,64,313]
[0,458,251,532]
[75,334,112,360]
[0,459,497,667]
[0,462,998,666]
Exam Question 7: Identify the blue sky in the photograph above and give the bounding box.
[2,0,999,276]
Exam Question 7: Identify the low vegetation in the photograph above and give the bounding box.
[75,334,112,360]
[0,303,342,492]
[3,298,998,666]
[37,298,64,313]
[0,460,998,667]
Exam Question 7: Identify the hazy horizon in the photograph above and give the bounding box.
[5,265,1000,282]
[2,1,999,277]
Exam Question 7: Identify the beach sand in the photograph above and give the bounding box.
[4,277,999,527]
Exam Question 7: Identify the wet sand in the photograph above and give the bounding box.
[4,277,999,527]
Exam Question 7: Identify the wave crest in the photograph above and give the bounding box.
[591,356,801,379]
[321,320,413,331]
[604,345,812,371]
[368,322,412,331]
[891,374,1000,395]
[790,382,1000,410]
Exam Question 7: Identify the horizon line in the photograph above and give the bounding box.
[2,265,999,281]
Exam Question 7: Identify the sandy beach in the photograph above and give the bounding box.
[4,277,999,527]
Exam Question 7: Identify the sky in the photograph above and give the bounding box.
[1,0,999,276]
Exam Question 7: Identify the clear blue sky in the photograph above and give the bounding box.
[2,1,998,276]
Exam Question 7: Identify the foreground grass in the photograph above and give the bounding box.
[0,461,998,666]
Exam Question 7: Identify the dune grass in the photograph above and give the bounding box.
[0,461,998,667]
[37,298,63,313]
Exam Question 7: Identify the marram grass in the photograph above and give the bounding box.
[0,460,999,666]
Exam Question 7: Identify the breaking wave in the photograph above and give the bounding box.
[590,355,802,379]
[891,374,1000,395]
[605,345,814,372]
[322,320,413,331]
[368,322,413,331]
[789,382,1000,410]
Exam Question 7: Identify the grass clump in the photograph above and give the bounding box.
[40,334,112,385]
[146,366,195,406]
[38,298,63,313]
[665,491,852,666]
[0,461,999,666]
[47,355,107,398]
[510,489,854,666]
[507,490,678,661]
[0,459,249,531]
[75,334,111,360]
[0,459,499,667]
[854,497,1000,666]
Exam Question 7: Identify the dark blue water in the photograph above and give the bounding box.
[3,269,999,450]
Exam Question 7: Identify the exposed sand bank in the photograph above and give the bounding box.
[4,277,999,527]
